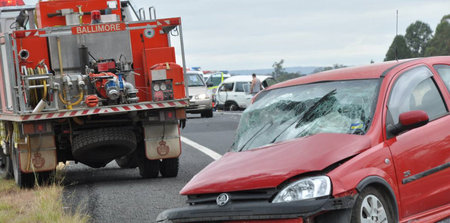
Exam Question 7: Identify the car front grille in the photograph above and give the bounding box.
[186,188,278,205]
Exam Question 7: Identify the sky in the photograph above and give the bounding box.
[26,0,450,70]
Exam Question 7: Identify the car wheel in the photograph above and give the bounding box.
[351,187,394,223]
[160,158,179,177]
[0,148,13,179]
[201,109,213,118]
[229,102,239,111]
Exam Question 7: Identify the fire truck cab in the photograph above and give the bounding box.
[0,0,189,187]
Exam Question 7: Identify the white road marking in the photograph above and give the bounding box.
[181,136,222,160]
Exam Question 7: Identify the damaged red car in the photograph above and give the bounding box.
[158,56,450,223]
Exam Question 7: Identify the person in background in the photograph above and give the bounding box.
[250,73,262,95]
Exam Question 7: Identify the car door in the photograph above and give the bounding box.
[234,81,252,107]
[216,82,234,107]
[384,65,450,219]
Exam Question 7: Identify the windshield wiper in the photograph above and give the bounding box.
[269,89,337,143]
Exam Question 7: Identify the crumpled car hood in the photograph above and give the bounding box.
[181,133,371,195]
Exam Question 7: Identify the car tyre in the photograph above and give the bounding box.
[351,187,394,223]
[160,158,179,177]
[201,109,213,118]
[229,102,239,111]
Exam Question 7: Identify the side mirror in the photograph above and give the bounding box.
[388,110,429,136]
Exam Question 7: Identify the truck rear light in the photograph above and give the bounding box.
[22,122,52,135]
[152,80,174,101]
[176,108,186,119]
[159,109,176,121]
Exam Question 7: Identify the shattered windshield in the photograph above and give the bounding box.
[233,79,380,152]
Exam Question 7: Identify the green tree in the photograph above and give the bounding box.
[425,14,450,56]
[272,59,287,78]
[271,59,303,82]
[312,64,347,73]
[384,35,412,61]
[405,21,433,57]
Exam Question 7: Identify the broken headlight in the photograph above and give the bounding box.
[272,176,331,203]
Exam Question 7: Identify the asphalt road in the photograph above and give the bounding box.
[63,112,242,223]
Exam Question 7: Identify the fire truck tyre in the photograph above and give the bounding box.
[11,147,35,188]
[72,128,136,168]
[115,151,139,169]
[201,109,213,118]
[37,171,55,186]
[160,158,179,177]
[138,159,160,178]
[0,149,13,179]
[351,187,394,223]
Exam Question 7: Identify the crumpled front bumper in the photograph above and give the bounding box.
[156,195,356,223]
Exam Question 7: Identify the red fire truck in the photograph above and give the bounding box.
[0,0,189,187]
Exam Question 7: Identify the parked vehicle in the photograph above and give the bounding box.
[0,0,189,187]
[186,71,213,118]
[215,75,276,110]
[205,72,231,91]
[158,57,450,223]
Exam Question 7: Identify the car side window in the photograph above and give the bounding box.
[434,65,450,93]
[220,83,234,92]
[235,82,249,92]
[387,66,448,126]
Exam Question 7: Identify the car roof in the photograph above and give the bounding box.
[223,75,272,83]
[186,71,204,75]
[270,56,450,90]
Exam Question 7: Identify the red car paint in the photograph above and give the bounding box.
[173,57,450,223]
[181,134,371,194]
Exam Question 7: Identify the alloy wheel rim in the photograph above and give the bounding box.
[360,194,388,223]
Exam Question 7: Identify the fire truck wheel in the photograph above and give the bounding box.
[115,150,139,169]
[0,149,13,179]
[138,159,160,178]
[160,158,179,177]
[11,147,35,188]
[72,128,137,168]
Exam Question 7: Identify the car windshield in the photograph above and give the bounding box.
[232,79,380,152]
[188,73,205,87]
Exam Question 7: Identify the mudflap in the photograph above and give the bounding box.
[143,122,181,160]
[17,134,57,173]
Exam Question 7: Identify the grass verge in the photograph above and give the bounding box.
[0,166,89,223]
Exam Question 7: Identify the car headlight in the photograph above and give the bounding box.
[272,176,331,203]
[194,94,210,100]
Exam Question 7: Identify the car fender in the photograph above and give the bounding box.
[327,143,400,220]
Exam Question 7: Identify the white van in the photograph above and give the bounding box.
[215,75,276,110]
